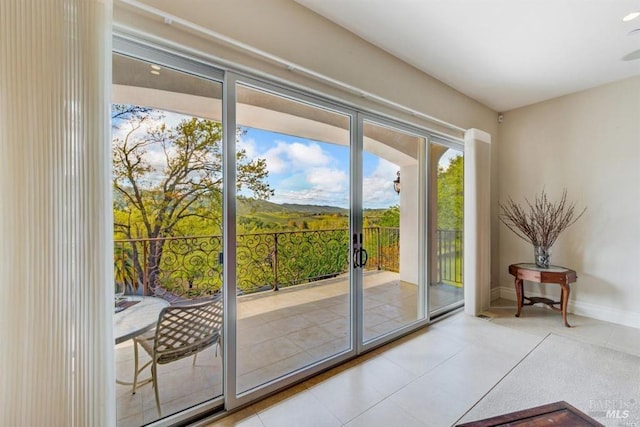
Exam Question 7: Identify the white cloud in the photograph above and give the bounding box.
[237,137,258,160]
[145,145,180,173]
[262,141,331,174]
[363,158,399,208]
[271,166,349,207]
[263,147,288,174]
[363,176,397,207]
[145,148,167,171]
[237,137,395,208]
[263,140,399,208]
[286,142,330,167]
[273,188,349,207]
[371,157,398,179]
[112,113,168,140]
[306,167,348,192]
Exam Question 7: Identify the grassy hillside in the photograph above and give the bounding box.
[236,198,392,232]
[237,198,347,215]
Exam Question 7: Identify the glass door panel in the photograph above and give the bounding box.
[362,121,424,342]
[235,84,352,393]
[112,53,224,424]
[428,145,464,315]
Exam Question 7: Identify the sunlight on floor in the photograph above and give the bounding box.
[116,271,464,425]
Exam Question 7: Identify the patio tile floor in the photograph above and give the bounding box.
[116,270,463,426]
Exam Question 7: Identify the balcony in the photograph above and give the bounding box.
[114,228,462,426]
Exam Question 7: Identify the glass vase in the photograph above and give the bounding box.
[534,245,551,269]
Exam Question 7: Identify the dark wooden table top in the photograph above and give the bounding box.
[509,263,577,285]
[456,401,604,427]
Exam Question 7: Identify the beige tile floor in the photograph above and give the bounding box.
[204,299,640,427]
[116,271,464,426]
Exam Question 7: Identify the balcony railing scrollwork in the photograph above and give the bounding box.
[114,227,462,300]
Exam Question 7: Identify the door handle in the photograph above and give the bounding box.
[352,233,367,268]
[360,248,368,268]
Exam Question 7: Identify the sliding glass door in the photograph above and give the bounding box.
[428,144,464,315]
[112,42,464,425]
[361,120,426,343]
[112,52,224,425]
[233,83,353,394]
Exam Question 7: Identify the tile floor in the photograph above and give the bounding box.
[116,271,465,426]
[204,299,640,427]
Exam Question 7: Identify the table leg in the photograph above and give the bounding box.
[115,338,151,390]
[561,283,571,327]
[515,278,523,318]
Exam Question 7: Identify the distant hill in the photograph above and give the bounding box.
[279,203,347,214]
[237,198,348,215]
[237,198,288,215]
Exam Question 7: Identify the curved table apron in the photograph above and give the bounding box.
[114,296,170,344]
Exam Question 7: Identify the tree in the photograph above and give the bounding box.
[112,105,272,295]
[379,205,400,227]
[437,154,463,231]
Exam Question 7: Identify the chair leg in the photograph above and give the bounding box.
[192,352,198,366]
[152,362,161,417]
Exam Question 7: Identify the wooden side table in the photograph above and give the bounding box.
[457,401,603,426]
[508,263,577,327]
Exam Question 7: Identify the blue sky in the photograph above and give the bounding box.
[240,128,400,209]
[113,108,403,209]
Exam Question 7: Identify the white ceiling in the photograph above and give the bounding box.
[295,0,640,112]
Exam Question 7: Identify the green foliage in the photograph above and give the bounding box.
[437,154,463,230]
[441,256,463,287]
[112,105,272,294]
[378,205,400,227]
[235,229,351,292]
[111,104,411,296]
[236,199,349,233]
[234,204,403,234]
[113,110,272,240]
[435,154,464,287]
[437,230,464,287]
[114,203,404,296]
[114,243,135,291]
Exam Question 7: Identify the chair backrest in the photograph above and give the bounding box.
[152,296,223,365]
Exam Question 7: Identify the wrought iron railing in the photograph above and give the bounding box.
[114,227,462,299]
[363,226,399,272]
[114,235,224,300]
[236,228,350,292]
[436,229,463,286]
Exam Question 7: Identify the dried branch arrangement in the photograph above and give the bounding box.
[498,189,586,249]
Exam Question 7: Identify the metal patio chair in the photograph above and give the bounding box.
[132,296,223,416]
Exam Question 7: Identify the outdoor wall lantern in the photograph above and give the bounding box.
[393,171,400,194]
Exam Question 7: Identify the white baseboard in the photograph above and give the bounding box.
[490,287,501,302]
[497,286,640,329]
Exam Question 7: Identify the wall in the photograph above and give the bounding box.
[400,164,419,285]
[497,76,640,327]
[116,0,497,135]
